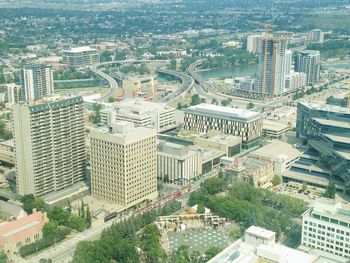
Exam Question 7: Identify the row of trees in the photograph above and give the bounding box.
[73,200,181,263]
[53,69,92,80]
[188,178,307,240]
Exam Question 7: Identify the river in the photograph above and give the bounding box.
[198,64,259,79]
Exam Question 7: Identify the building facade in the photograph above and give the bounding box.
[308,29,324,44]
[296,102,350,189]
[294,50,320,85]
[258,37,288,97]
[157,142,201,184]
[184,104,262,147]
[90,122,158,207]
[5,83,20,104]
[12,97,86,196]
[21,64,54,101]
[247,35,262,53]
[0,210,48,255]
[285,71,307,91]
[302,198,350,258]
[62,46,100,67]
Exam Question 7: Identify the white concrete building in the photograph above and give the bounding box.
[285,71,307,91]
[100,99,176,133]
[157,142,201,184]
[90,122,158,207]
[5,83,20,104]
[302,198,350,258]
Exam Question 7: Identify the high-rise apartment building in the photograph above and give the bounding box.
[62,46,100,67]
[302,198,350,258]
[184,104,262,147]
[12,97,86,196]
[247,35,263,53]
[294,50,320,85]
[21,64,54,102]
[90,122,158,207]
[5,83,21,104]
[258,36,288,97]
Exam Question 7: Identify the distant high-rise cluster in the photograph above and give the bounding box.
[21,64,54,101]
[258,36,308,98]
[12,97,86,196]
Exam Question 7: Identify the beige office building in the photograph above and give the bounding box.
[90,122,158,207]
[12,97,86,196]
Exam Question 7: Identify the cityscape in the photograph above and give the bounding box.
[0,0,350,262]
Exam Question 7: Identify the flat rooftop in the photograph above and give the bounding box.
[245,225,275,240]
[64,46,96,53]
[249,141,301,162]
[186,104,261,122]
[299,101,350,115]
[324,134,350,144]
[263,119,289,132]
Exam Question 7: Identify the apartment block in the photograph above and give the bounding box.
[21,64,54,101]
[184,104,262,147]
[294,50,321,85]
[90,122,158,207]
[12,97,86,196]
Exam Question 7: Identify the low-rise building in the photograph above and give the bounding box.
[0,140,15,166]
[100,99,176,133]
[0,210,48,255]
[209,225,316,263]
[248,140,301,176]
[285,71,307,91]
[263,119,289,138]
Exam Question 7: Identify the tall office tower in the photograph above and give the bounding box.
[90,122,158,207]
[308,29,324,43]
[258,37,288,97]
[247,35,263,53]
[12,97,86,196]
[294,50,320,85]
[62,46,100,67]
[21,64,54,102]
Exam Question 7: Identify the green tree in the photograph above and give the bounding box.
[21,194,45,214]
[205,247,222,260]
[68,215,86,232]
[48,207,70,225]
[43,222,59,238]
[108,97,115,103]
[302,182,308,192]
[39,259,53,263]
[191,94,201,106]
[101,51,112,62]
[197,203,205,214]
[85,206,92,228]
[0,250,7,263]
[169,59,177,70]
[272,175,282,186]
[211,98,218,105]
[221,99,229,106]
[323,182,336,199]
[200,98,206,103]
[92,103,102,124]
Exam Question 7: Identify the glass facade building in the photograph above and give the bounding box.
[296,102,350,189]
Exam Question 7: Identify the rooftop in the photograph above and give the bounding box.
[310,198,350,223]
[249,141,301,162]
[186,104,261,122]
[245,225,275,240]
[299,101,350,115]
[263,119,289,132]
[64,46,97,53]
[324,134,350,144]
